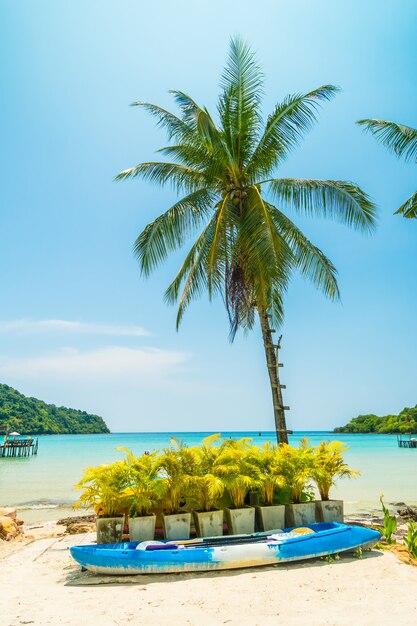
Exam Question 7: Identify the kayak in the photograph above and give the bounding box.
[70,522,381,575]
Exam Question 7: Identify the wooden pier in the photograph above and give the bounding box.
[397,435,417,449]
[0,438,38,458]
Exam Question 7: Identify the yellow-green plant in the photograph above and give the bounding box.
[404,521,417,558]
[75,461,130,517]
[380,494,397,544]
[213,438,261,509]
[275,438,315,504]
[117,449,167,518]
[312,441,359,501]
[159,439,198,515]
[188,434,224,512]
[250,442,284,506]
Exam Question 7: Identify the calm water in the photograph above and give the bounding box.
[1,431,416,521]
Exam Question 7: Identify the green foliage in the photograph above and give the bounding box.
[117,37,376,339]
[354,547,363,559]
[357,119,416,218]
[75,462,130,517]
[213,438,262,509]
[75,436,355,516]
[380,494,397,544]
[249,442,285,506]
[334,406,417,434]
[273,438,315,504]
[117,448,167,517]
[404,521,417,559]
[0,383,109,435]
[187,434,225,512]
[159,438,199,515]
[311,441,359,500]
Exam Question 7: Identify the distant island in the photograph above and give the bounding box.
[334,405,417,434]
[0,383,110,435]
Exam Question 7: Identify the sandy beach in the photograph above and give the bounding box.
[2,520,417,626]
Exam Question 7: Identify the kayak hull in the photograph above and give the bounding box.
[70,522,381,575]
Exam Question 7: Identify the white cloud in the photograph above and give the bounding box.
[0,346,189,383]
[0,319,149,337]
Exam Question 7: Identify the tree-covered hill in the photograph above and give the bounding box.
[0,384,110,435]
[334,406,417,434]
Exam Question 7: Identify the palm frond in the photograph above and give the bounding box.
[157,144,209,166]
[267,202,340,300]
[246,85,340,179]
[268,178,376,233]
[224,187,293,334]
[170,90,203,126]
[196,108,235,169]
[219,36,263,165]
[395,190,417,218]
[164,216,221,328]
[357,119,417,163]
[130,102,200,143]
[133,189,216,276]
[115,162,206,193]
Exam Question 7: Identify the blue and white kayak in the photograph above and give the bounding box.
[70,522,381,575]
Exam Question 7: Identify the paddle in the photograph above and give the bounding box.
[172,530,285,550]
[174,528,282,545]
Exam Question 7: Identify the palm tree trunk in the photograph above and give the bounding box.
[258,309,289,445]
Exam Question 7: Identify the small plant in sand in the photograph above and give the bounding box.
[380,494,397,544]
[311,441,359,501]
[404,521,417,558]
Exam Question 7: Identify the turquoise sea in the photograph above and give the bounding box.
[1,431,416,521]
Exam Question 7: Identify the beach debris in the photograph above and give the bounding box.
[57,514,96,534]
[0,507,24,541]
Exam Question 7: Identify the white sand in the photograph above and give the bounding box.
[2,529,417,626]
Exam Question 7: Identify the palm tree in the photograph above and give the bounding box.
[357,119,417,218]
[117,38,376,443]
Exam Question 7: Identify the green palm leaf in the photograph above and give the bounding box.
[133,189,217,276]
[395,190,417,219]
[267,203,340,300]
[115,161,206,193]
[268,178,376,233]
[246,86,340,179]
[357,119,417,163]
[357,118,416,219]
[130,102,199,144]
[219,36,263,165]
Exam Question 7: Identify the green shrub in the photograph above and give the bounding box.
[380,494,397,543]
[404,521,417,558]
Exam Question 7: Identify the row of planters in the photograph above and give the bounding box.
[75,435,359,543]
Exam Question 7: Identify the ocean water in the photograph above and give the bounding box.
[1,431,416,521]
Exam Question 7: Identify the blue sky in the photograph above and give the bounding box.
[1,0,416,432]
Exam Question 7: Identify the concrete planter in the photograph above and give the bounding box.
[225,507,255,535]
[285,502,316,528]
[315,500,344,523]
[128,514,156,542]
[193,510,224,538]
[162,512,192,541]
[255,505,286,531]
[96,517,124,544]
